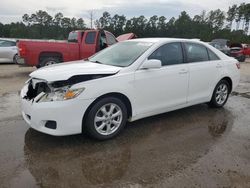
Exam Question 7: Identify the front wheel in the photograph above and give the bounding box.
[85,97,128,140]
[209,80,230,108]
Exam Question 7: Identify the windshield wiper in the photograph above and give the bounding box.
[90,60,125,67]
[90,60,103,64]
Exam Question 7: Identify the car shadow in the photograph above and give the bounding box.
[23,104,234,187]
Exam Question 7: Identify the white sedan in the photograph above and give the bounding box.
[0,39,18,63]
[20,38,240,140]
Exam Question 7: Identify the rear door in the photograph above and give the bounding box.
[184,42,223,103]
[134,42,189,115]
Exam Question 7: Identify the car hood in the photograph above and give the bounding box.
[30,60,122,82]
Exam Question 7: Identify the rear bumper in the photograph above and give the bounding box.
[231,54,243,58]
[232,72,240,92]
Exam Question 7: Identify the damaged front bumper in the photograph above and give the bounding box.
[20,81,93,136]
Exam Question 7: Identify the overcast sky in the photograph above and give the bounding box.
[0,0,247,26]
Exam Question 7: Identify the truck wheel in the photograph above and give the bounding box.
[39,57,60,68]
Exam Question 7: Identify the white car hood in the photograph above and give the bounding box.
[30,61,122,82]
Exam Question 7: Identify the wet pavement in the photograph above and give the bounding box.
[0,63,250,187]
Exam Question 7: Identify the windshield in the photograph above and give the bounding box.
[89,41,153,67]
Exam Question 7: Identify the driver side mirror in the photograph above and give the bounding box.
[141,59,162,69]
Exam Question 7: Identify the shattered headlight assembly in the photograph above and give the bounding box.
[38,87,85,102]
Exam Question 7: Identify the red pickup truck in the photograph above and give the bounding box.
[230,43,250,62]
[17,30,136,68]
[243,44,250,56]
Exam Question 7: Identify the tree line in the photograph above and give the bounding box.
[0,3,249,43]
[0,10,86,39]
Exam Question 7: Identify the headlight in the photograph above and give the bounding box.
[38,87,85,102]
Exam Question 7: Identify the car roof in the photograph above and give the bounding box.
[124,37,231,60]
[125,38,206,45]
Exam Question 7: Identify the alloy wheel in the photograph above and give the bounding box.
[215,83,228,105]
[94,103,123,136]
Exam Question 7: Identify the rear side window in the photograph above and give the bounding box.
[85,32,96,44]
[184,43,209,63]
[106,33,117,45]
[207,48,220,61]
[149,42,184,66]
[68,32,78,43]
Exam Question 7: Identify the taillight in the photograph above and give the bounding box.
[236,62,240,69]
[18,43,26,57]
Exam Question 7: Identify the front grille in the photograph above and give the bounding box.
[24,79,51,100]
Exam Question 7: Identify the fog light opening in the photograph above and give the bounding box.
[45,121,57,129]
[26,114,31,120]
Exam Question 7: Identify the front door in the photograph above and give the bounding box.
[134,42,189,115]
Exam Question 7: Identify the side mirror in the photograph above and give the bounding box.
[141,59,162,69]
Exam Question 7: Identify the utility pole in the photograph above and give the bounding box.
[88,11,95,29]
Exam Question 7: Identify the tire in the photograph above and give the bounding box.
[38,57,60,68]
[209,80,230,108]
[13,54,19,64]
[85,97,128,140]
[239,55,246,62]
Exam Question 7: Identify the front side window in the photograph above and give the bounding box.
[89,41,153,67]
[184,43,209,63]
[85,31,97,44]
[148,42,183,66]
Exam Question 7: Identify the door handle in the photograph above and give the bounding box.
[179,69,188,74]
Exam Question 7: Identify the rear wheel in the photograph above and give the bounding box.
[13,54,19,64]
[239,55,246,62]
[209,80,230,108]
[38,57,60,68]
[85,97,127,140]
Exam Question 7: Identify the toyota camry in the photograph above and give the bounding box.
[20,38,240,140]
